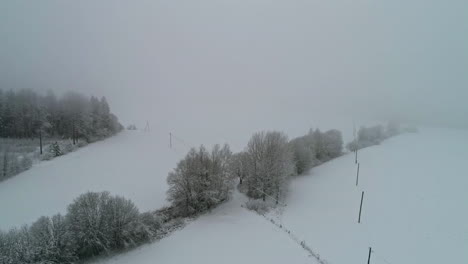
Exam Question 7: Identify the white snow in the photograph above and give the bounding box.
[1,127,467,264]
[94,127,468,264]
[0,130,182,230]
[282,128,468,264]
[92,191,313,264]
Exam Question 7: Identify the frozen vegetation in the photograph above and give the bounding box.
[0,89,123,183]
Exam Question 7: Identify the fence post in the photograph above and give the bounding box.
[367,247,372,264]
[356,163,360,186]
[358,191,364,223]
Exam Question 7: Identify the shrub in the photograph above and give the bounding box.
[245,199,275,214]
[48,142,62,157]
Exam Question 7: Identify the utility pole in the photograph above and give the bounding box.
[39,129,43,155]
[356,163,360,186]
[358,191,364,223]
[72,120,76,145]
[367,247,372,264]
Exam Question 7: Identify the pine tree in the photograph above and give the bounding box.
[49,142,62,157]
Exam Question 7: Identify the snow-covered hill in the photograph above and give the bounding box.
[93,128,468,264]
[282,128,468,264]
[92,191,314,264]
[0,130,182,230]
[1,128,467,264]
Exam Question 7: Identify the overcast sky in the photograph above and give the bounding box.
[1,0,467,148]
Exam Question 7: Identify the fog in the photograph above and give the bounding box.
[1,0,467,149]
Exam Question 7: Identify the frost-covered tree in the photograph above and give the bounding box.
[28,215,76,263]
[66,192,113,258]
[105,196,147,249]
[0,89,123,141]
[358,125,385,145]
[0,226,34,264]
[289,136,315,175]
[0,191,158,263]
[167,144,234,216]
[244,131,294,202]
[321,129,343,161]
[288,128,343,175]
[346,124,391,151]
[66,191,152,258]
[306,129,343,163]
[230,152,250,184]
[49,142,62,157]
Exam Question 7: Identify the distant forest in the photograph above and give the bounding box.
[0,89,123,142]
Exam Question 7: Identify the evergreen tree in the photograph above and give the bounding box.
[49,142,62,157]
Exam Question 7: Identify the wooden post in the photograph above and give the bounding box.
[72,121,76,145]
[356,163,360,186]
[367,247,372,264]
[358,191,364,223]
[355,149,358,164]
[39,129,43,155]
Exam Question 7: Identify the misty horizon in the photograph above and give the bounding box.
[1,0,467,148]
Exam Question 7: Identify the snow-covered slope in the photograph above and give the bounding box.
[282,128,468,264]
[0,130,182,230]
[2,127,466,264]
[93,191,313,264]
[94,128,468,264]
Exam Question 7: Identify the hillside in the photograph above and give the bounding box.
[1,128,466,264]
[0,130,181,230]
[281,128,468,264]
[93,128,468,264]
[92,191,314,264]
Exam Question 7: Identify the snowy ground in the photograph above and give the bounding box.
[0,130,182,230]
[94,128,468,264]
[1,127,466,264]
[92,191,314,264]
[281,128,468,264]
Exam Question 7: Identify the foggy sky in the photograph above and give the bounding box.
[1,0,467,149]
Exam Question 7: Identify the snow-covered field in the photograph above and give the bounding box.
[1,127,467,264]
[281,128,468,264]
[0,130,182,230]
[94,128,468,264]
[92,191,313,264]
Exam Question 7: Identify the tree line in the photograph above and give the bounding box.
[0,89,123,142]
[346,122,410,151]
[167,128,345,216]
[0,192,162,263]
[0,89,123,182]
